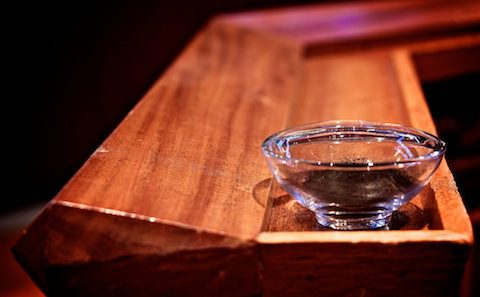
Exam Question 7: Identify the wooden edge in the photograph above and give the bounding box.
[404,34,480,55]
[256,230,471,245]
[52,200,252,241]
[12,201,257,295]
[392,49,473,242]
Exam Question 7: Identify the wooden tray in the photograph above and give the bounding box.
[14,1,480,296]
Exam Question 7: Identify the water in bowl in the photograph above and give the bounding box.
[270,135,434,230]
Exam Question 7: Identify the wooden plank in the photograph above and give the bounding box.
[289,51,409,125]
[51,21,299,239]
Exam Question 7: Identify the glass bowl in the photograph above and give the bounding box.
[261,120,446,230]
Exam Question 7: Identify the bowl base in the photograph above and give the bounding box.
[315,211,393,230]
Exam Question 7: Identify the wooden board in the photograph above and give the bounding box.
[13,1,480,296]
[49,23,298,239]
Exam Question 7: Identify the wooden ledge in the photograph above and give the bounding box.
[13,1,480,296]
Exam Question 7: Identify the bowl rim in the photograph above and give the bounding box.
[261,120,446,168]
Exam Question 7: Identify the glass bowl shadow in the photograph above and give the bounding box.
[261,120,446,230]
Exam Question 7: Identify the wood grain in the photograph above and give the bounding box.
[290,51,409,125]
[259,238,468,297]
[13,1,480,296]
[52,21,299,239]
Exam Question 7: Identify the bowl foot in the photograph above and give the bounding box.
[315,211,393,230]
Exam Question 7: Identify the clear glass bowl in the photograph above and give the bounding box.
[261,120,446,230]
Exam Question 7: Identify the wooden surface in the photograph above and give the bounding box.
[13,1,480,296]
[49,22,295,239]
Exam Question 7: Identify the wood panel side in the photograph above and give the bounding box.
[258,239,469,297]
[13,203,260,296]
